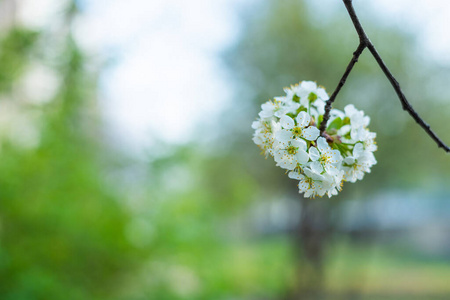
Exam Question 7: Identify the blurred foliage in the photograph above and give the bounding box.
[0,5,136,300]
[0,0,449,299]
[0,28,38,92]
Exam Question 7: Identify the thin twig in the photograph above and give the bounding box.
[319,43,366,133]
[320,0,450,153]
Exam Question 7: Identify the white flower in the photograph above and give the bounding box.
[344,104,371,142]
[292,81,329,107]
[289,168,327,198]
[252,119,280,156]
[275,111,320,143]
[273,139,310,170]
[343,143,377,183]
[322,170,345,197]
[309,137,342,175]
[258,100,287,120]
[361,129,377,152]
[252,81,377,199]
[289,167,344,198]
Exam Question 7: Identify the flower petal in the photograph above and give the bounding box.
[317,137,329,152]
[296,149,310,164]
[251,120,261,129]
[344,157,355,165]
[259,110,272,118]
[302,126,320,141]
[296,111,310,128]
[338,125,351,136]
[275,129,292,143]
[291,138,307,151]
[288,171,304,180]
[309,147,320,161]
[316,88,329,100]
[310,161,323,174]
[344,104,357,116]
[313,99,326,115]
[304,167,323,180]
[280,115,295,129]
[353,143,364,159]
[278,158,297,170]
[325,164,339,176]
[298,180,310,193]
[328,150,342,163]
[261,102,275,111]
[301,81,317,91]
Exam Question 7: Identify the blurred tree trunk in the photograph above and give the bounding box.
[289,199,328,300]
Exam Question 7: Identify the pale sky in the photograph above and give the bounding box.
[16,0,450,155]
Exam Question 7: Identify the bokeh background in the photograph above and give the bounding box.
[0,0,449,299]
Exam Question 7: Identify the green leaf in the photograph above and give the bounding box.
[317,115,324,128]
[327,117,343,131]
[308,92,317,102]
[287,112,296,119]
[296,106,307,114]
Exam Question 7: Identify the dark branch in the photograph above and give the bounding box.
[320,0,450,153]
[366,43,450,153]
[342,0,369,43]
[319,42,366,133]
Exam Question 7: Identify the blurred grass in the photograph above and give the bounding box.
[326,241,450,299]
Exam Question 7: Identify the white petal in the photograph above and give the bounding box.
[273,150,286,161]
[317,137,329,152]
[302,126,320,141]
[291,138,307,151]
[309,147,320,161]
[301,81,317,91]
[356,172,365,180]
[273,140,287,150]
[310,161,323,174]
[344,157,355,165]
[285,102,300,114]
[296,149,310,164]
[277,157,297,170]
[338,125,351,136]
[328,150,342,163]
[259,110,273,118]
[280,115,295,129]
[313,99,326,115]
[251,120,261,129]
[325,164,339,176]
[275,129,293,143]
[274,107,288,118]
[298,178,310,190]
[344,104,357,116]
[330,108,345,119]
[304,167,323,180]
[316,88,329,100]
[284,88,294,99]
[288,171,304,180]
[296,111,310,128]
[261,102,275,111]
[304,190,314,198]
[353,143,364,159]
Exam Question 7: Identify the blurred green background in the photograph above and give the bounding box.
[0,0,449,299]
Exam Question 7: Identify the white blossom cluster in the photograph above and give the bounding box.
[252,81,377,198]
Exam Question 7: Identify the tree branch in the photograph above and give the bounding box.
[320,0,450,153]
[319,42,366,133]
